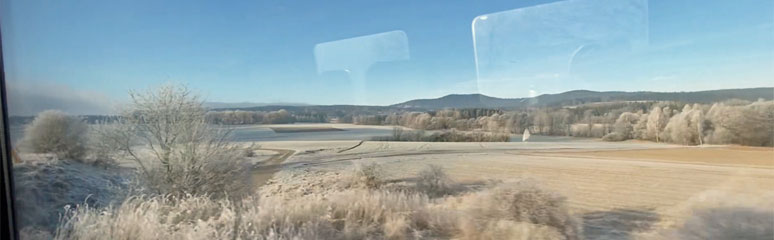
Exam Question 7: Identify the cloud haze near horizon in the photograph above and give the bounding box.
[6,82,116,116]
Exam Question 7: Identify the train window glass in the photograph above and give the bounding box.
[1,0,772,239]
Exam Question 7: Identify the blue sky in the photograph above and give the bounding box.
[1,0,772,114]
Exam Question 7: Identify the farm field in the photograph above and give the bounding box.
[255,138,774,239]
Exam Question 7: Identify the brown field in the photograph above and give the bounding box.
[564,146,773,168]
[256,140,774,239]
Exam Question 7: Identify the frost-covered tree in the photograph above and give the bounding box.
[633,113,649,140]
[646,106,669,142]
[704,101,774,146]
[663,104,705,145]
[616,112,640,139]
[99,84,250,199]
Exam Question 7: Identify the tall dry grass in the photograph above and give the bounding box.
[54,175,582,240]
[47,162,774,240]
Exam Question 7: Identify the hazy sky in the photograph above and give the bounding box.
[1,0,772,114]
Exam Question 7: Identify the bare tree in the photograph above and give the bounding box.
[99,84,250,198]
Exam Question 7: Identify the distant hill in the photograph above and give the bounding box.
[390,94,524,109]
[390,88,774,110]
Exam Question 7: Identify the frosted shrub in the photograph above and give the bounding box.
[457,180,582,240]
[21,110,88,160]
[602,132,626,142]
[347,162,384,189]
[416,164,457,197]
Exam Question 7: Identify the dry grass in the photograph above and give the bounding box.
[51,174,774,240]
[54,195,238,240]
[53,178,581,240]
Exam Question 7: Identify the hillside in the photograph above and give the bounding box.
[390,88,774,110]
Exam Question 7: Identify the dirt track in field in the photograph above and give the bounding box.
[250,148,295,188]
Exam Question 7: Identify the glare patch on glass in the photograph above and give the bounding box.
[472,0,648,99]
[314,31,410,105]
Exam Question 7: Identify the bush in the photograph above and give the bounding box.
[347,163,384,189]
[86,123,122,167]
[602,132,626,142]
[240,143,260,158]
[21,110,88,160]
[416,164,457,197]
[672,207,774,240]
[139,143,251,200]
[458,180,582,240]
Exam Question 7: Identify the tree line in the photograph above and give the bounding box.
[204,109,328,124]
[353,100,774,146]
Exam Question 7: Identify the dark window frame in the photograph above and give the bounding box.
[0,17,20,240]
